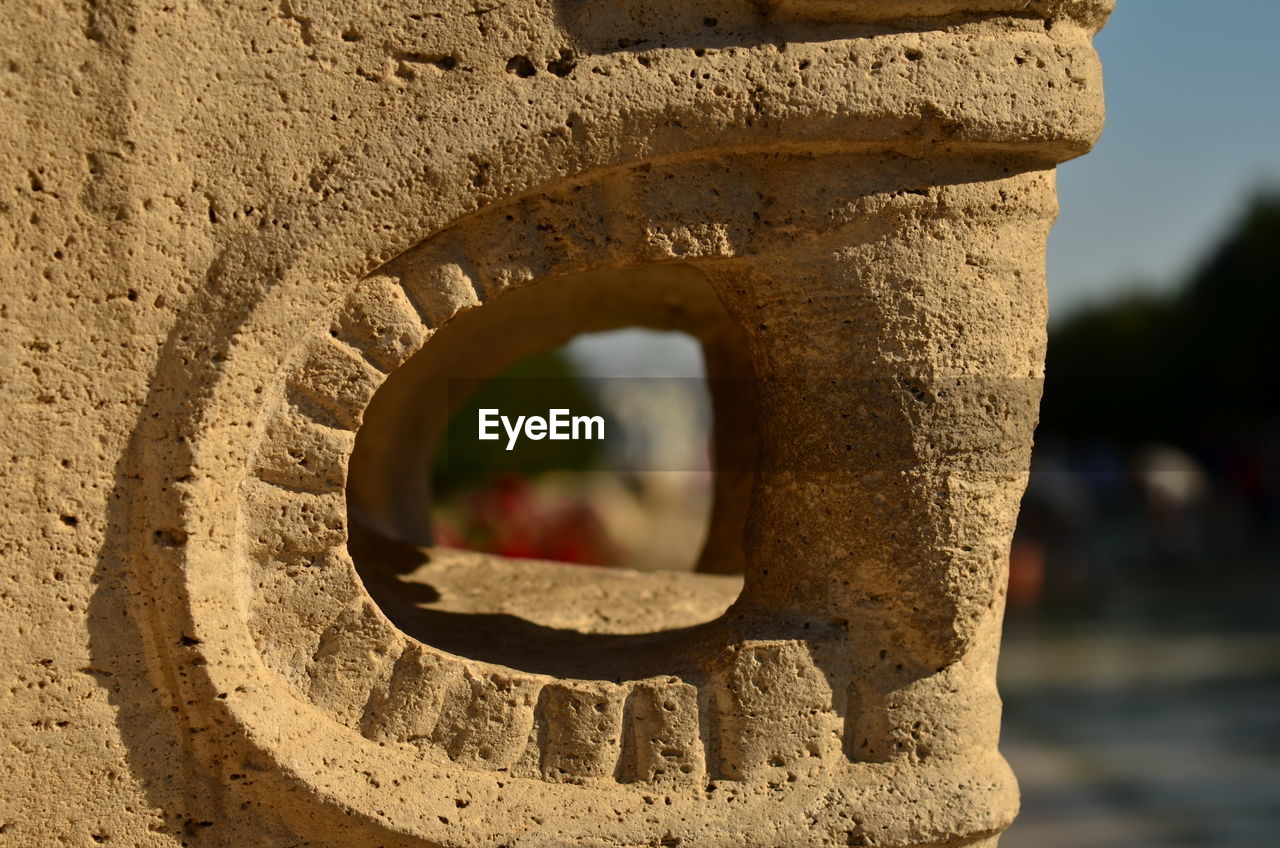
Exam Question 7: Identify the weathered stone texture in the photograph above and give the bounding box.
[1,0,1109,844]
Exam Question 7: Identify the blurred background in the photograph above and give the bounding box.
[416,3,1280,845]
[997,3,1280,845]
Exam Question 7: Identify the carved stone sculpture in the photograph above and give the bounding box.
[2,1,1110,845]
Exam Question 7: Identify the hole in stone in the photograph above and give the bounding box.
[346,264,753,677]
[505,55,536,78]
[546,49,576,77]
[426,329,712,572]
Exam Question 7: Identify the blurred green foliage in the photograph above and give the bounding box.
[432,349,605,496]
[1041,192,1280,446]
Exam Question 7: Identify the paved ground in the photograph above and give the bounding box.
[998,630,1280,848]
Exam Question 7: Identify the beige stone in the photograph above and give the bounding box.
[1,0,1110,845]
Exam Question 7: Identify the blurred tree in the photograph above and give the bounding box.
[1041,192,1280,450]
[432,349,605,496]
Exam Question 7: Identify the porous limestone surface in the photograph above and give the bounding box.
[1,1,1109,845]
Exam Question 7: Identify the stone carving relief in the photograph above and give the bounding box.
[92,1,1112,845]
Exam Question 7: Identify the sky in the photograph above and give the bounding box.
[1047,0,1280,320]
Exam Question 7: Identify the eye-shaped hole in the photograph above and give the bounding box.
[345,263,757,679]
[427,328,712,572]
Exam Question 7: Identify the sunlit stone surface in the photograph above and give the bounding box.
[1,1,1110,844]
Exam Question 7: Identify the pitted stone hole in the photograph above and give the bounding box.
[346,264,751,678]
[505,55,536,78]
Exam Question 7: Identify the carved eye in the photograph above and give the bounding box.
[236,152,1047,809]
[346,263,742,577]
[149,137,1074,846]
[244,218,795,783]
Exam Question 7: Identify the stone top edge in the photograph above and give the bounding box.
[765,0,1114,31]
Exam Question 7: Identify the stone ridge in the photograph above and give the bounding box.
[766,0,1112,31]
